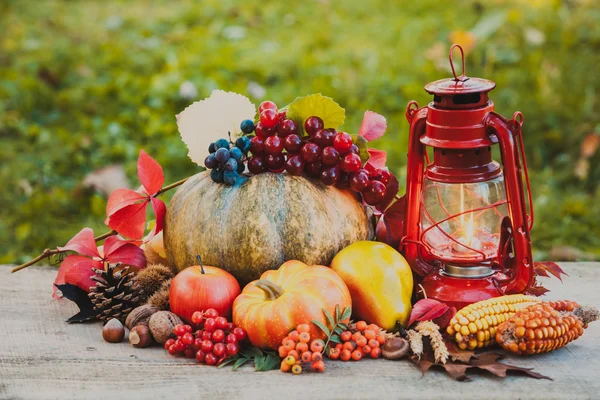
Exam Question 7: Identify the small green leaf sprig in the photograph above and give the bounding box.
[218,346,280,372]
[311,305,352,352]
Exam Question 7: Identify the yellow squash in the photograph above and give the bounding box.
[330,241,413,330]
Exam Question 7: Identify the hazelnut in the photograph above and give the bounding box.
[125,304,159,330]
[129,325,153,348]
[382,337,410,360]
[102,318,125,343]
[149,311,183,344]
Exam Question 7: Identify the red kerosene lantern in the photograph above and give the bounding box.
[402,44,534,309]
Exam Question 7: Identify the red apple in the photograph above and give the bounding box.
[169,263,241,323]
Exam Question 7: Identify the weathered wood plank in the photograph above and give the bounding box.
[0,263,599,400]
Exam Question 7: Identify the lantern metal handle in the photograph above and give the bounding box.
[449,44,468,82]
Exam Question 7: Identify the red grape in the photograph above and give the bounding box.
[260,109,279,129]
[264,135,283,155]
[258,100,277,114]
[320,166,340,186]
[304,160,323,178]
[304,116,324,137]
[321,146,339,166]
[350,170,370,192]
[285,155,305,176]
[350,144,359,154]
[340,153,362,173]
[301,142,321,162]
[370,168,392,184]
[314,129,336,147]
[284,134,303,153]
[255,122,275,139]
[266,153,285,170]
[278,119,298,137]
[336,171,351,189]
[249,136,264,154]
[333,132,353,154]
[248,156,267,174]
[363,181,387,205]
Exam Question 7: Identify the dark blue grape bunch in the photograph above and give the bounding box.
[204,125,254,185]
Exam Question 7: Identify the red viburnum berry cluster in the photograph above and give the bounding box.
[163,308,247,366]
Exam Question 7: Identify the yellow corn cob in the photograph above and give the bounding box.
[446,294,541,350]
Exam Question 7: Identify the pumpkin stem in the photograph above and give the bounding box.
[255,279,284,301]
[196,255,205,274]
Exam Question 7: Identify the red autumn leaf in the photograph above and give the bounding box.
[533,261,568,282]
[358,110,387,142]
[57,227,101,258]
[150,197,166,237]
[377,196,406,248]
[105,150,166,239]
[53,228,146,298]
[366,148,387,169]
[138,150,164,195]
[53,255,102,299]
[407,298,450,328]
[433,306,457,329]
[105,201,148,240]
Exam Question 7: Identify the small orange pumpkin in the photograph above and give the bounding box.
[232,260,352,350]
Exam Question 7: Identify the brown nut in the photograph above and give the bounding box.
[149,311,183,344]
[129,325,153,348]
[102,318,125,343]
[125,304,159,330]
[382,337,410,360]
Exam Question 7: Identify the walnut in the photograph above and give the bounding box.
[149,311,182,344]
[125,304,159,330]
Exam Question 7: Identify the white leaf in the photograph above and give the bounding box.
[176,90,256,166]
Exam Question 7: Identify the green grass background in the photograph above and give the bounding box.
[1,0,598,263]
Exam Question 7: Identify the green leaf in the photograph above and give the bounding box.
[260,353,281,372]
[217,356,238,369]
[333,326,343,335]
[335,304,341,322]
[311,319,331,337]
[286,94,345,135]
[341,305,352,321]
[241,347,263,359]
[350,134,370,164]
[323,308,335,330]
[338,323,348,330]
[232,357,250,371]
[254,355,265,371]
[329,335,342,344]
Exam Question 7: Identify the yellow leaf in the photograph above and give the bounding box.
[286,94,345,135]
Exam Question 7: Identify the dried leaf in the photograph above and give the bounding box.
[411,349,552,382]
[358,110,387,141]
[177,90,256,165]
[407,299,450,328]
[82,165,130,196]
[54,283,98,323]
[444,339,476,363]
[581,133,599,158]
[533,261,568,282]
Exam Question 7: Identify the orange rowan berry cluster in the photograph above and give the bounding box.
[328,320,386,361]
[278,323,325,374]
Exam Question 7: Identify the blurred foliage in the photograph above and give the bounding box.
[0,0,598,264]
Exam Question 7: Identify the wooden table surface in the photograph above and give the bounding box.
[1,263,599,400]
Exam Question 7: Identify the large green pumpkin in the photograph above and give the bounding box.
[164,171,375,284]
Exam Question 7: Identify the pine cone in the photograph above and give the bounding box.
[89,263,142,324]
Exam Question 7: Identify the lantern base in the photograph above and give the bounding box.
[417,269,504,310]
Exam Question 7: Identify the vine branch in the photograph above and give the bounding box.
[11,177,188,274]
